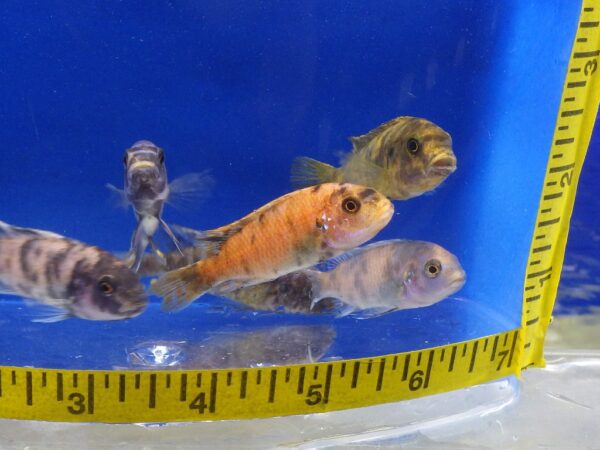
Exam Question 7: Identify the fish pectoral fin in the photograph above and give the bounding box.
[290,157,339,189]
[22,299,72,323]
[152,266,209,312]
[342,151,385,182]
[105,183,130,209]
[167,171,215,210]
[317,249,363,272]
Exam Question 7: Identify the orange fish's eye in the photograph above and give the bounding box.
[342,197,361,214]
[406,138,420,155]
[98,276,116,297]
[424,259,442,278]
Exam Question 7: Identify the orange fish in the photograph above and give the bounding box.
[151,183,394,311]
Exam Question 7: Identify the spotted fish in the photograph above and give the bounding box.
[291,116,456,200]
[151,183,394,311]
[0,220,147,321]
[107,140,214,272]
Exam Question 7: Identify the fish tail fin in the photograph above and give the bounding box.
[290,157,340,189]
[151,264,211,312]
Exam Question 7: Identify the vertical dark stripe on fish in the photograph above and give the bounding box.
[353,275,369,300]
[46,241,76,299]
[20,238,39,283]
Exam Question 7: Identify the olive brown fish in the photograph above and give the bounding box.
[291,116,456,200]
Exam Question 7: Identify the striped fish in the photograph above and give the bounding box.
[291,116,456,200]
[151,183,394,311]
[107,140,214,272]
[0,221,147,321]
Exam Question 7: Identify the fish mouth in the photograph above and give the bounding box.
[428,155,457,177]
[450,275,466,289]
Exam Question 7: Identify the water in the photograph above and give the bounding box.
[0,1,584,371]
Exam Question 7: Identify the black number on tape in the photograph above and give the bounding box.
[189,392,208,414]
[305,384,323,406]
[408,370,425,391]
[584,59,597,76]
[67,393,86,415]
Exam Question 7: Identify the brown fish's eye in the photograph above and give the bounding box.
[406,138,420,155]
[98,276,116,297]
[424,259,442,278]
[342,197,361,214]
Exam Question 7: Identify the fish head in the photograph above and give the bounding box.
[398,242,465,307]
[379,118,456,198]
[123,140,168,199]
[69,253,148,320]
[319,183,394,250]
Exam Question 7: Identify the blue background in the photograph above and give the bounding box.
[0,1,586,369]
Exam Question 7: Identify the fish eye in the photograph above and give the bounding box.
[98,276,116,297]
[406,138,420,155]
[424,259,442,278]
[122,153,128,166]
[158,150,165,164]
[342,197,361,214]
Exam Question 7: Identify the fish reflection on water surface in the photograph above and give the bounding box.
[125,325,335,370]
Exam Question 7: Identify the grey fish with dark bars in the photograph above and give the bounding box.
[0,220,147,321]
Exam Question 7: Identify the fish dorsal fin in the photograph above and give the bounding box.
[317,247,365,272]
[172,222,246,259]
[0,220,63,239]
[350,116,411,152]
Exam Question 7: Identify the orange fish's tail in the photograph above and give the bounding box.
[151,265,211,312]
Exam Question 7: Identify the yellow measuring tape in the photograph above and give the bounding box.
[1,2,599,423]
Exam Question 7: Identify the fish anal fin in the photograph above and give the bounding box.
[290,157,339,189]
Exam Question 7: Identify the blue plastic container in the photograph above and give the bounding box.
[0,1,583,372]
